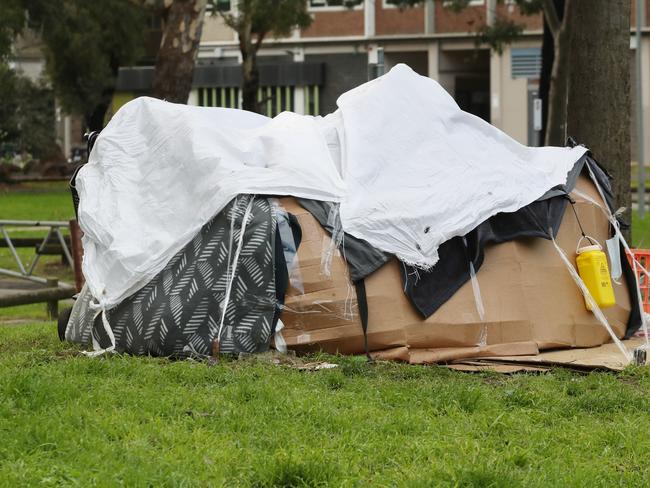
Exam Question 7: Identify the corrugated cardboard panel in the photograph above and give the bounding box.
[461,338,646,371]
[278,174,633,364]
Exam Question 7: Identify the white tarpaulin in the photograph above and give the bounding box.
[335,64,587,268]
[77,64,587,309]
[78,99,346,308]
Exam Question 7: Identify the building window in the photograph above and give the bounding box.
[305,85,320,116]
[209,0,231,11]
[443,0,484,7]
[258,86,295,117]
[511,47,542,79]
[197,85,320,117]
[392,0,484,5]
[197,87,240,108]
[309,0,363,10]
[382,0,402,8]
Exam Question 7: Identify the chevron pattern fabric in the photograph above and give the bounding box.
[66,195,278,357]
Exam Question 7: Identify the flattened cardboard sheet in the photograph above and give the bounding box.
[461,338,647,371]
[446,363,551,373]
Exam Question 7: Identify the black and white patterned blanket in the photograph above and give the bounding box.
[65,195,277,357]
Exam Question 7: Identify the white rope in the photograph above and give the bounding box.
[274,319,287,354]
[462,236,487,345]
[82,298,116,357]
[551,233,632,362]
[468,261,486,322]
[321,202,343,277]
[224,196,238,295]
[469,260,488,346]
[216,196,255,345]
[572,176,649,348]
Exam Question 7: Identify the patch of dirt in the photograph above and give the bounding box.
[617,375,640,386]
[0,319,44,327]
[236,351,338,371]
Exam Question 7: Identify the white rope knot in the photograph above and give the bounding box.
[83,297,116,357]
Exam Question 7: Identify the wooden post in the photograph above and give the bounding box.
[46,278,59,319]
[69,219,85,292]
[0,283,75,308]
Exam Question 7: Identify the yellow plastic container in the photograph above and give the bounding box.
[576,241,616,311]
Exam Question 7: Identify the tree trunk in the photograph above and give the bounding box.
[85,51,125,131]
[86,99,110,132]
[539,13,554,145]
[238,20,262,114]
[241,47,261,113]
[544,0,570,146]
[566,0,632,235]
[539,0,564,145]
[151,0,207,103]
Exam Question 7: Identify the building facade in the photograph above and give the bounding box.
[113,0,650,149]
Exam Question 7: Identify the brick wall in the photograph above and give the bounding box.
[295,1,646,40]
[434,3,486,33]
[495,3,542,31]
[302,10,365,37]
[375,3,424,35]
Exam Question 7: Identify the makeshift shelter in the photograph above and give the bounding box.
[62,64,646,364]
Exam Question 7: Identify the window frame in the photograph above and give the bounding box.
[308,0,364,12]
[206,0,232,14]
[442,0,485,7]
[381,0,401,9]
[382,0,434,8]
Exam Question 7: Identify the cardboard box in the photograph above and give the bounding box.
[278,175,632,364]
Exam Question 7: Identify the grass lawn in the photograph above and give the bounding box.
[2,182,650,486]
[0,181,75,222]
[2,324,650,486]
[632,211,650,248]
[0,181,75,321]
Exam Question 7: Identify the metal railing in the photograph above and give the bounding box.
[0,220,74,285]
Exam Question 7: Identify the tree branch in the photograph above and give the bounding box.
[254,31,267,53]
[217,9,237,30]
[542,0,561,37]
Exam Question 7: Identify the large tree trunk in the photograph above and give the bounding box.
[151,0,207,103]
[85,81,118,131]
[85,100,110,132]
[241,46,261,113]
[544,0,570,146]
[238,21,263,114]
[566,0,632,234]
